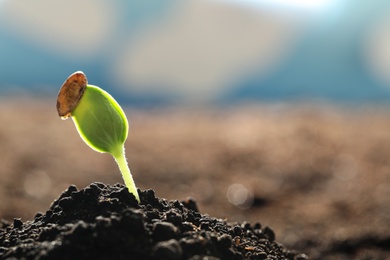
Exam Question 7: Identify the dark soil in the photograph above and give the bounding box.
[0,182,308,260]
[2,100,390,259]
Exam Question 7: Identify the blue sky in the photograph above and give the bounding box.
[1,0,390,105]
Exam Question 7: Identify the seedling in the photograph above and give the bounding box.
[56,71,140,202]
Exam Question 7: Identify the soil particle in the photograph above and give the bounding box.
[0,182,307,259]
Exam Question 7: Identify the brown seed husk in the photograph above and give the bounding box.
[56,71,87,119]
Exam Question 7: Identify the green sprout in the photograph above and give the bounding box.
[57,71,140,202]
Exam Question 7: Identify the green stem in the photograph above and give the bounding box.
[113,147,140,202]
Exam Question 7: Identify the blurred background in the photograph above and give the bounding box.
[2,0,390,103]
[1,0,390,258]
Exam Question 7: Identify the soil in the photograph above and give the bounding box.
[0,183,308,259]
[1,99,390,259]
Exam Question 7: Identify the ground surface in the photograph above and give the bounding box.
[0,183,307,259]
[0,98,389,259]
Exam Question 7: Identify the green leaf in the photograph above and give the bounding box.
[70,85,139,202]
[72,85,128,157]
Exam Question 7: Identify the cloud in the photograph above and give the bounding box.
[363,17,390,87]
[113,1,304,101]
[0,0,115,58]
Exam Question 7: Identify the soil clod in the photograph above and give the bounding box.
[0,182,306,259]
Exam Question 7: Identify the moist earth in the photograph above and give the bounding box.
[2,102,390,259]
[0,182,308,260]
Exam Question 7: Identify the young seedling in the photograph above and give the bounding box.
[56,71,140,202]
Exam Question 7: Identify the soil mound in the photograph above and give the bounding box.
[0,182,307,260]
